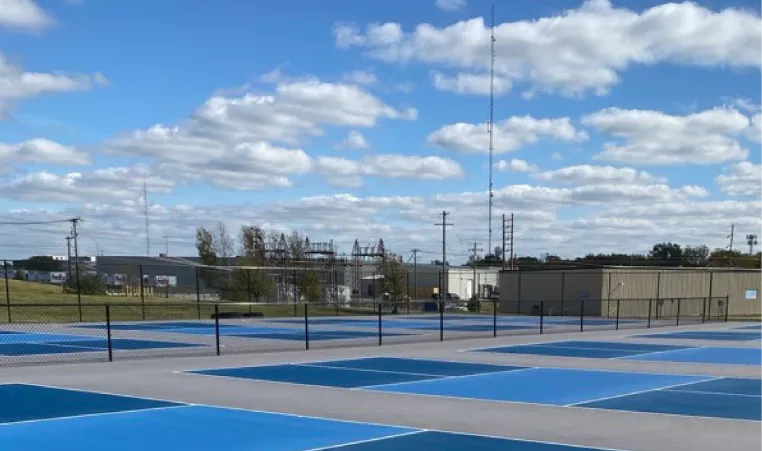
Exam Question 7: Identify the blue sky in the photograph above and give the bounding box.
[0,0,760,260]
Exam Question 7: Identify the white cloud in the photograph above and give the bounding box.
[394,81,415,93]
[0,51,108,118]
[716,162,762,197]
[747,113,761,143]
[431,71,511,95]
[1,165,173,203]
[334,0,761,97]
[583,106,751,165]
[0,138,90,165]
[341,69,377,86]
[534,165,665,185]
[428,115,587,154]
[551,152,563,161]
[436,0,466,12]
[335,130,370,150]
[496,159,537,173]
[0,0,53,32]
[317,154,464,187]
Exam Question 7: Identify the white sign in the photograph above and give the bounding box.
[745,289,759,300]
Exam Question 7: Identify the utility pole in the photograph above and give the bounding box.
[747,234,758,255]
[502,214,514,270]
[728,224,735,252]
[469,242,483,299]
[509,213,515,269]
[143,181,150,256]
[435,211,453,298]
[410,248,420,299]
[65,236,73,278]
[71,217,82,320]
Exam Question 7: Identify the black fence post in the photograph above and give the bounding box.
[579,299,584,332]
[246,270,252,315]
[492,299,497,338]
[106,304,113,362]
[3,260,10,323]
[378,301,383,346]
[701,297,707,324]
[724,296,730,322]
[675,298,681,326]
[139,265,146,321]
[292,270,298,317]
[540,300,544,335]
[439,300,444,342]
[304,303,310,351]
[214,305,220,356]
[615,300,620,331]
[647,299,652,328]
[192,273,200,320]
[707,297,712,322]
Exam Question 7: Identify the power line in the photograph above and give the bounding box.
[0,219,74,226]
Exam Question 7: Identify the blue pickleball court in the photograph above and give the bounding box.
[0,383,623,451]
[0,330,202,356]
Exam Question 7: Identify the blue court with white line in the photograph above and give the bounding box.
[186,357,761,421]
[0,330,201,356]
[0,383,623,451]
[472,340,762,366]
[633,330,762,341]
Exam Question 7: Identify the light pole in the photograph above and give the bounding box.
[747,234,758,255]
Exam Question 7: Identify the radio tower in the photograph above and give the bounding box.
[487,4,496,253]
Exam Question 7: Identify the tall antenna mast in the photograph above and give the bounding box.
[143,180,151,256]
[487,4,496,254]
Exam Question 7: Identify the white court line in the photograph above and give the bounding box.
[357,367,538,390]
[301,430,426,451]
[299,363,445,378]
[564,377,721,407]
[0,405,189,427]
[666,389,762,398]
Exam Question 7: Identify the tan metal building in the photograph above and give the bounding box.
[499,267,761,320]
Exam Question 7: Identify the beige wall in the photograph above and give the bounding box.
[500,268,761,319]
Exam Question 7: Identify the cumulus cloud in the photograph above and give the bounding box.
[0,0,53,32]
[496,159,537,173]
[431,71,511,95]
[428,115,587,154]
[341,69,377,86]
[334,0,761,97]
[317,154,464,187]
[716,161,762,197]
[0,51,108,118]
[335,130,370,150]
[583,107,751,165]
[0,138,91,165]
[534,165,665,185]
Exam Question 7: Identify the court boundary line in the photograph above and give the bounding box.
[0,404,190,427]
[299,362,450,378]
[301,430,427,451]
[357,366,537,390]
[564,377,721,407]
[0,382,631,451]
[665,388,762,398]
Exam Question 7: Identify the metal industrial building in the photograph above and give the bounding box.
[498,266,761,319]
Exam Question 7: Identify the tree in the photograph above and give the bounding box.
[213,222,235,266]
[297,271,323,302]
[195,227,219,288]
[682,245,710,267]
[378,253,407,302]
[649,242,682,265]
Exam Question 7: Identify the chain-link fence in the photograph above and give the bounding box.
[0,296,730,367]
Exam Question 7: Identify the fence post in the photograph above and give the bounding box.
[540,300,544,335]
[579,299,584,332]
[292,270,298,317]
[675,298,681,326]
[3,260,10,323]
[304,303,310,351]
[106,304,113,362]
[214,305,220,356]
[492,299,497,338]
[439,300,444,342]
[701,297,707,324]
[195,267,201,320]
[724,296,730,322]
[378,301,383,346]
[647,299,652,328]
[615,300,620,331]
[139,265,146,321]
